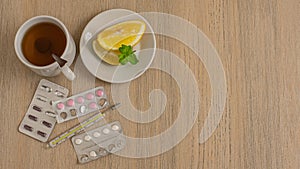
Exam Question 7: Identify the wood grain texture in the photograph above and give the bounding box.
[0,0,299,169]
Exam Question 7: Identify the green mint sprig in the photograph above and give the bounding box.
[118,44,138,65]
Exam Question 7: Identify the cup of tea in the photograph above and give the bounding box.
[14,15,76,80]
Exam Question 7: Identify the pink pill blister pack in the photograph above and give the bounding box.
[71,121,125,164]
[52,87,109,123]
[18,79,69,142]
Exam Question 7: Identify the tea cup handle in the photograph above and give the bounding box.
[61,65,76,81]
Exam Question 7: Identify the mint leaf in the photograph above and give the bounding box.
[119,57,128,65]
[127,53,138,64]
[119,44,132,55]
[118,44,139,65]
[118,45,127,53]
[118,53,126,60]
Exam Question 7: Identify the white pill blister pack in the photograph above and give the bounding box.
[18,79,69,142]
[71,121,126,164]
[52,87,109,123]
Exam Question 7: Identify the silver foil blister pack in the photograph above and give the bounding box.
[18,79,69,142]
[71,121,126,164]
[52,86,108,123]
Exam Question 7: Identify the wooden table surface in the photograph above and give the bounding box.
[0,0,299,169]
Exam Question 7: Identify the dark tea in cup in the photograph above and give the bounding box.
[22,22,67,66]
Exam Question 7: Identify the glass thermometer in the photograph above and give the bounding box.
[47,103,120,148]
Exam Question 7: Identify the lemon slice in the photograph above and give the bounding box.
[92,41,120,66]
[97,20,146,50]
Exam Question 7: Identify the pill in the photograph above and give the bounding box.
[33,105,42,112]
[75,138,83,145]
[99,148,107,156]
[108,144,115,151]
[80,105,87,113]
[56,103,64,110]
[80,155,89,162]
[55,90,65,98]
[24,125,33,132]
[76,96,84,104]
[111,124,120,131]
[41,85,52,92]
[89,102,97,109]
[86,93,94,100]
[37,131,47,137]
[60,112,67,119]
[70,109,77,116]
[96,89,104,97]
[93,132,101,138]
[66,99,75,107]
[84,135,92,141]
[98,98,107,107]
[36,95,47,102]
[28,115,37,121]
[45,111,57,117]
[102,128,110,134]
[89,151,97,157]
[42,121,52,128]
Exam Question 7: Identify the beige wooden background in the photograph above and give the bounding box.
[0,0,299,169]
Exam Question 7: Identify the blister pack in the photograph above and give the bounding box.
[48,103,120,148]
[18,79,69,142]
[52,87,108,123]
[71,121,126,164]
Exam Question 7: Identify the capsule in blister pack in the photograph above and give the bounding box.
[18,79,69,142]
[71,121,126,164]
[52,86,108,123]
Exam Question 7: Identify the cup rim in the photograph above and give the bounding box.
[14,15,70,69]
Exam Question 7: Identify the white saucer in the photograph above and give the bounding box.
[79,9,156,83]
